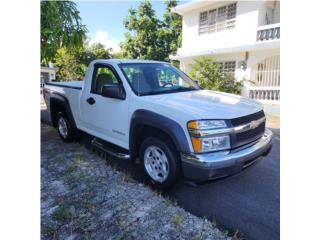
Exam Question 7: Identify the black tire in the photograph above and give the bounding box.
[139,135,181,188]
[56,112,76,142]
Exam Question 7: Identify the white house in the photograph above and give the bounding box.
[41,62,57,88]
[172,0,280,103]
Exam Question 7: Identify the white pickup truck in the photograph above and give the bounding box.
[44,59,273,188]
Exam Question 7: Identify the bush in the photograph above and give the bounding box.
[54,48,87,81]
[189,57,243,95]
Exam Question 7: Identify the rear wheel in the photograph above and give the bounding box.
[139,136,181,188]
[56,112,76,142]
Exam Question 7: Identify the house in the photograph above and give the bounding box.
[41,62,57,89]
[172,0,280,103]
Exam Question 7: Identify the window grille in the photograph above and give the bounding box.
[199,3,237,35]
[218,61,236,75]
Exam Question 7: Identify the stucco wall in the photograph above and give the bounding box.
[179,48,280,97]
[180,1,267,55]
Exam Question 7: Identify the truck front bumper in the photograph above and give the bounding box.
[181,129,273,182]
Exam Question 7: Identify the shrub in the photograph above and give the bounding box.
[189,57,243,95]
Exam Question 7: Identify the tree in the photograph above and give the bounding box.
[54,42,113,81]
[79,43,113,66]
[54,48,86,81]
[161,0,182,61]
[121,0,182,62]
[121,0,162,60]
[41,1,87,64]
[189,57,243,94]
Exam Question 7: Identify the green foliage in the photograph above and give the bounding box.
[170,213,184,226]
[41,1,87,64]
[162,0,182,60]
[54,48,86,81]
[171,60,180,68]
[112,51,125,59]
[121,0,182,62]
[54,43,113,81]
[189,57,243,95]
[52,205,73,222]
[121,1,161,60]
[79,43,113,66]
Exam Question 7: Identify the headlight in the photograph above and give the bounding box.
[187,120,227,130]
[187,120,230,153]
[191,135,230,153]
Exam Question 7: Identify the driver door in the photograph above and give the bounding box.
[80,64,129,148]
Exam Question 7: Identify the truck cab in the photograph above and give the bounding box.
[44,59,273,188]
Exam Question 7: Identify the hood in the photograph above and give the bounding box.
[143,90,263,120]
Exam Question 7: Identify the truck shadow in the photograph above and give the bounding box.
[41,108,147,183]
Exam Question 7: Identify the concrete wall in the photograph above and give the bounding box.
[180,1,268,55]
[179,48,280,97]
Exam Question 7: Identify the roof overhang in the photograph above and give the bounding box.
[172,0,234,15]
[170,40,280,60]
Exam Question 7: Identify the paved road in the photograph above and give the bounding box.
[41,108,279,240]
[165,134,280,240]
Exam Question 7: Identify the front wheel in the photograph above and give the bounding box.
[139,136,181,188]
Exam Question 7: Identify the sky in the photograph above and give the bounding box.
[76,1,176,53]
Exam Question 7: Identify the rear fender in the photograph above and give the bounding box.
[50,93,77,129]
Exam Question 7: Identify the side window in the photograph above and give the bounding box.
[91,65,119,94]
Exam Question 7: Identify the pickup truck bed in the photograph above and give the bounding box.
[46,81,83,89]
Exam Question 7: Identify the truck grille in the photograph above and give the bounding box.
[230,110,265,126]
[230,110,266,149]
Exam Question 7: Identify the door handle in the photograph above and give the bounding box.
[86,97,96,105]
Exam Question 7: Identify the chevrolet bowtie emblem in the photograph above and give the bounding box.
[250,120,260,129]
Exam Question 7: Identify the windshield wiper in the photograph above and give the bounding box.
[139,87,199,96]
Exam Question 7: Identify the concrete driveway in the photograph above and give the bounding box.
[41,107,279,240]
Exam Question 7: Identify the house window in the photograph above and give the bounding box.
[199,12,208,33]
[218,61,236,75]
[199,3,237,35]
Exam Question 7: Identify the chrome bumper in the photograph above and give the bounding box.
[181,129,273,169]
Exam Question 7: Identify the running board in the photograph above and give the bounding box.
[91,137,130,160]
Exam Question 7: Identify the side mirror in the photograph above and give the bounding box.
[101,84,126,100]
[193,79,200,85]
[193,79,203,89]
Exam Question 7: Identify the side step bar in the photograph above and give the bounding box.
[91,137,130,160]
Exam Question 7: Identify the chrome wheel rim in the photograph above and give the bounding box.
[58,117,68,139]
[144,146,169,183]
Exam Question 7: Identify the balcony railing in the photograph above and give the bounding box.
[249,87,280,102]
[256,23,280,42]
[249,55,280,102]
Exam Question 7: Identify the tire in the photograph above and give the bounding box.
[56,112,76,142]
[139,136,181,188]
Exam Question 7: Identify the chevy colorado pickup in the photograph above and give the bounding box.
[44,59,273,188]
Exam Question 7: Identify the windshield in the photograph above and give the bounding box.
[118,63,201,96]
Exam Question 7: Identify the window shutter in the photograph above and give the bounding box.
[199,3,237,34]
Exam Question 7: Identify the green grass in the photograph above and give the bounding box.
[170,213,184,226]
[52,205,73,222]
[42,223,57,238]
[75,153,82,165]
[191,234,202,240]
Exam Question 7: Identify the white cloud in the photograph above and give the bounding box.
[89,30,120,53]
